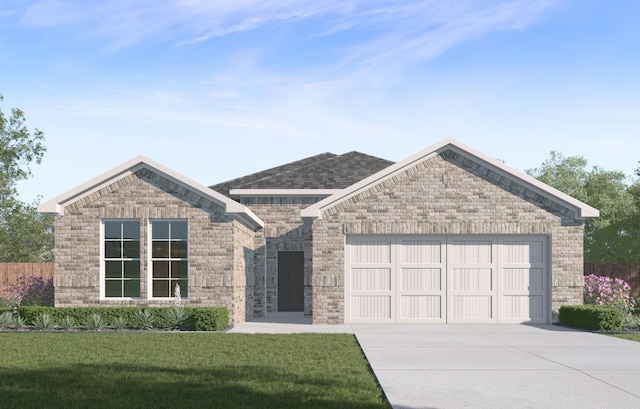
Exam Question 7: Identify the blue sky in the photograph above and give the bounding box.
[1,0,639,203]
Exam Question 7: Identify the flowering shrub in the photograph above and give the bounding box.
[1,276,54,313]
[584,274,635,316]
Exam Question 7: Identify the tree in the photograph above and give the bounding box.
[527,151,589,201]
[0,94,53,262]
[527,152,639,263]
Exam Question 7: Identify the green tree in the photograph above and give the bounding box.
[527,152,639,263]
[0,94,53,262]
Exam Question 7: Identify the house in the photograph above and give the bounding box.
[38,138,598,325]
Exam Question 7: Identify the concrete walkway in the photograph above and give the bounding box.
[228,316,640,408]
[226,312,353,334]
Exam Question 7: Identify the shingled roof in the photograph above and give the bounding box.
[210,151,393,196]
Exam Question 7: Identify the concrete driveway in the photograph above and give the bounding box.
[352,324,640,409]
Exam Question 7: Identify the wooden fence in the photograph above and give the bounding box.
[0,263,54,289]
[584,263,640,298]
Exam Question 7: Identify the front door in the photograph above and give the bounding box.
[277,251,304,312]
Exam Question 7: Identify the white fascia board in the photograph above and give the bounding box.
[444,143,600,219]
[38,157,143,214]
[228,206,265,229]
[230,189,342,197]
[38,155,265,229]
[302,137,599,220]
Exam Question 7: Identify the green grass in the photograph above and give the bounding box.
[610,333,640,342]
[0,333,389,409]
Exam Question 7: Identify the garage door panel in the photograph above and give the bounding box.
[502,295,545,320]
[401,268,442,291]
[351,268,391,291]
[451,296,492,320]
[401,295,442,319]
[450,240,493,263]
[502,268,544,292]
[451,268,493,291]
[503,241,544,264]
[401,241,443,263]
[350,241,391,263]
[499,237,547,323]
[350,295,392,320]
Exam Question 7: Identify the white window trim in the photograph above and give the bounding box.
[100,219,141,300]
[147,219,189,301]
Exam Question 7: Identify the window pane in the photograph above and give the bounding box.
[105,280,122,297]
[122,221,140,239]
[105,261,122,278]
[171,222,188,240]
[104,222,121,239]
[153,280,170,297]
[152,242,170,258]
[124,261,140,278]
[171,261,188,278]
[179,279,188,298]
[152,221,170,240]
[123,240,140,258]
[171,241,188,258]
[153,261,169,278]
[105,241,122,258]
[124,280,140,297]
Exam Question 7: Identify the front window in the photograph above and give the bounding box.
[150,220,188,298]
[103,220,140,298]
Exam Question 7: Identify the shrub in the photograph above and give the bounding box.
[18,306,229,331]
[584,274,635,316]
[1,276,54,313]
[559,304,623,331]
[623,314,640,329]
[0,312,13,328]
[10,315,24,329]
[33,313,55,330]
[84,314,105,331]
[163,307,189,330]
[59,315,75,331]
[134,309,154,330]
[192,307,229,331]
[20,306,138,326]
[113,316,128,330]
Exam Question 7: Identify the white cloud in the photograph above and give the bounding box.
[20,0,85,27]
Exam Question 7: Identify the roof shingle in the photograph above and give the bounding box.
[210,151,393,196]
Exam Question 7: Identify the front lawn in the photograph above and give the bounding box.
[610,333,640,342]
[0,333,389,409]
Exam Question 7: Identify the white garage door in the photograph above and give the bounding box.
[345,235,548,324]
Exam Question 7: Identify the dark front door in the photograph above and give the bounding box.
[277,251,304,312]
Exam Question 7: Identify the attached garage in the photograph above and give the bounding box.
[345,235,549,324]
[303,138,599,325]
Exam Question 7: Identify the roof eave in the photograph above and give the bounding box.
[38,155,265,229]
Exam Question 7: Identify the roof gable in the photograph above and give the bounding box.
[302,138,599,220]
[38,156,264,229]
